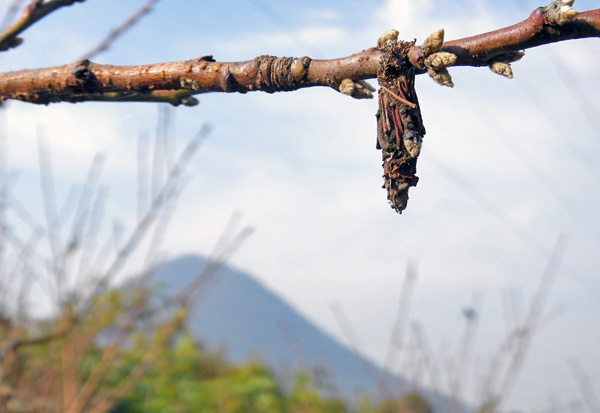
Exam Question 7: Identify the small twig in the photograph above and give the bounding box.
[378,261,418,396]
[0,0,86,52]
[73,184,106,286]
[86,308,186,413]
[569,359,600,413]
[143,107,177,266]
[86,124,210,298]
[65,308,139,413]
[482,236,567,411]
[0,327,64,356]
[136,131,150,223]
[164,211,254,310]
[37,135,65,303]
[61,306,78,412]
[447,294,481,413]
[380,85,417,109]
[0,0,25,33]
[330,303,381,397]
[410,323,444,413]
[0,306,74,361]
[80,0,161,61]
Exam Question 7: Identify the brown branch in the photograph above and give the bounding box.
[440,7,600,67]
[0,328,65,354]
[0,0,86,52]
[0,3,598,105]
[0,305,75,359]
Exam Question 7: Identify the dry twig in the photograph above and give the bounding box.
[80,0,162,61]
[0,0,85,52]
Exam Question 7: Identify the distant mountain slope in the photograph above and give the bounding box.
[152,254,393,399]
[152,255,469,411]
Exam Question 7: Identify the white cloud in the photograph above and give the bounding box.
[301,7,343,23]
[375,0,433,36]
[1,103,145,178]
[188,25,347,60]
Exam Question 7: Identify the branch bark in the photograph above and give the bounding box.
[0,3,598,106]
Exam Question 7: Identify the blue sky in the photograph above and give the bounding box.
[1,0,599,410]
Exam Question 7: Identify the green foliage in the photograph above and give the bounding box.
[477,402,497,413]
[374,392,431,413]
[113,335,283,412]
[287,374,346,413]
[1,286,434,413]
[111,335,348,412]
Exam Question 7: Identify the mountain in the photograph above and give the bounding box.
[151,255,468,410]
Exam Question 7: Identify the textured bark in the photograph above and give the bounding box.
[0,6,598,105]
[0,52,381,105]
[441,8,600,66]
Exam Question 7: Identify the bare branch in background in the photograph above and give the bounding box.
[37,134,65,302]
[80,0,162,61]
[446,294,482,413]
[86,123,212,299]
[0,0,26,32]
[379,261,418,396]
[0,309,72,355]
[163,209,254,310]
[478,236,567,411]
[570,359,600,413]
[330,302,382,398]
[0,117,248,412]
[0,0,86,52]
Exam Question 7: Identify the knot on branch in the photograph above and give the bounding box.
[376,37,426,214]
[255,55,311,93]
[71,59,98,93]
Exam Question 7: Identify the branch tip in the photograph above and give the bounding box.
[0,0,87,52]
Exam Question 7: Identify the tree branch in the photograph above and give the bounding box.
[0,0,86,52]
[0,2,598,105]
[0,306,74,361]
[441,6,600,67]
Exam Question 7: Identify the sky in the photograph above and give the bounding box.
[1,0,599,411]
